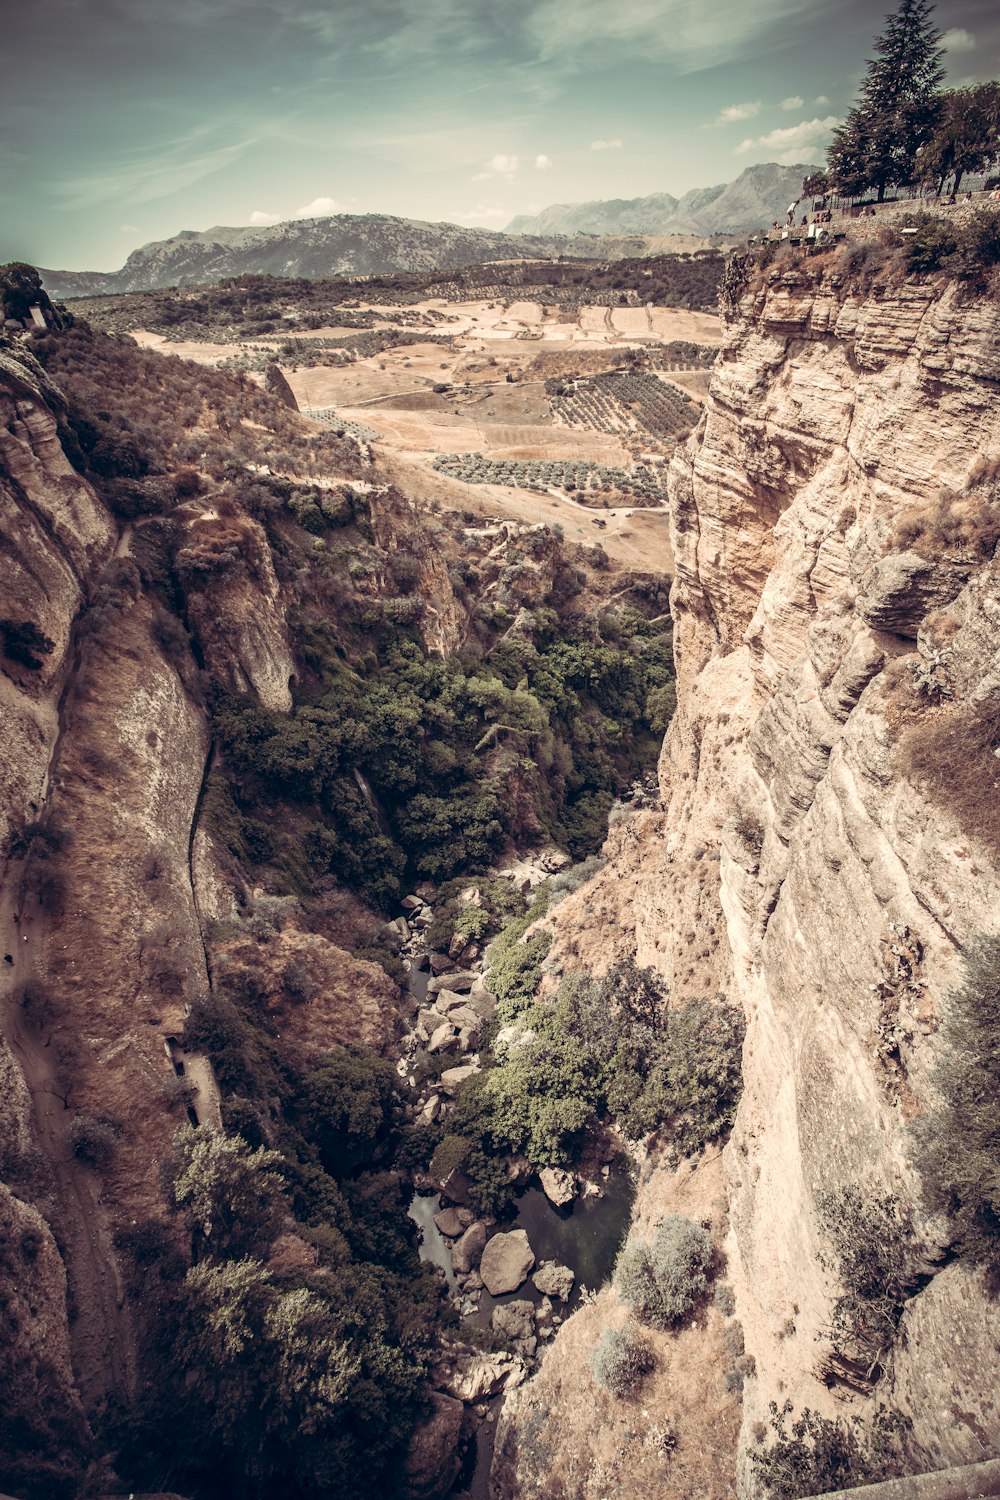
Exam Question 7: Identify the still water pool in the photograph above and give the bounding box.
[408,1161,635,1320]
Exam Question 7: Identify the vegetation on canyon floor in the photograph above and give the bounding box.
[423,952,744,1217]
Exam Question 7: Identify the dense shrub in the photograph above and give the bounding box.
[913,935,1000,1276]
[553,962,744,1150]
[483,889,552,1019]
[119,1117,443,1500]
[293,1049,397,1176]
[172,1125,287,1260]
[749,1401,908,1499]
[615,1215,713,1328]
[450,954,742,1209]
[591,1322,655,1397]
[901,215,958,273]
[816,1188,913,1382]
[0,619,55,670]
[69,1114,120,1168]
[211,594,670,903]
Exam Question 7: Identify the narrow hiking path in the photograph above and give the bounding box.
[0,668,136,1415]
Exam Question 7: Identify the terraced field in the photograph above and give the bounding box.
[130,295,720,572]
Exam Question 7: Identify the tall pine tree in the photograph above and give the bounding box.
[828,0,944,200]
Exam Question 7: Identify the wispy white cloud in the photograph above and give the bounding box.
[942,27,975,53]
[449,203,510,224]
[713,100,760,125]
[781,95,804,110]
[119,223,140,232]
[814,94,829,105]
[296,195,340,216]
[526,0,819,73]
[590,137,623,150]
[247,198,340,226]
[474,152,519,180]
[535,154,553,170]
[735,115,839,165]
[53,131,254,209]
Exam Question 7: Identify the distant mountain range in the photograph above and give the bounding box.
[38,163,816,300]
[505,162,819,237]
[39,217,652,300]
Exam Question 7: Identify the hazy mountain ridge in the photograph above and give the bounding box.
[40,214,659,300]
[39,165,814,300]
[505,191,682,237]
[506,162,819,237]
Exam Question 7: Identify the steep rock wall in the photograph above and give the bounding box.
[652,268,1000,1478]
[495,268,1000,1497]
[0,348,116,850]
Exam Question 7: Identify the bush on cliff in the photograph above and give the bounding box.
[591,1322,655,1397]
[914,934,1000,1277]
[750,1401,908,1499]
[615,1214,713,1328]
[816,1188,913,1382]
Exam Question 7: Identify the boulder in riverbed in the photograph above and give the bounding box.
[428,971,477,995]
[492,1299,537,1356]
[431,989,468,1015]
[451,1220,488,1274]
[532,1260,574,1301]
[402,1390,464,1499]
[439,1062,479,1095]
[418,1094,442,1126]
[433,1206,468,1238]
[538,1166,577,1207]
[428,1021,460,1054]
[480,1229,534,1295]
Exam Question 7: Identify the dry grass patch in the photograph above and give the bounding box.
[900,694,1000,857]
[892,460,1000,563]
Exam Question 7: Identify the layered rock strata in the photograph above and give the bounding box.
[496,266,1000,1494]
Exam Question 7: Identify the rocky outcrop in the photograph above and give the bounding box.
[177,512,294,710]
[0,348,116,853]
[208,922,402,1067]
[480,1229,535,1295]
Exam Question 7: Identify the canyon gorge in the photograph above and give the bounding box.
[1,241,998,1500]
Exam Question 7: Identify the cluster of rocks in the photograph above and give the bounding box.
[432,1215,575,1341]
[390,887,499,1128]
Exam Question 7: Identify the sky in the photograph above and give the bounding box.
[3,0,998,271]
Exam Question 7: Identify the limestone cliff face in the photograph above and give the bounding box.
[652,268,1000,1477]
[0,348,116,851]
[497,268,1000,1497]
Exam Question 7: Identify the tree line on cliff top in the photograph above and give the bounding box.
[806,0,999,203]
